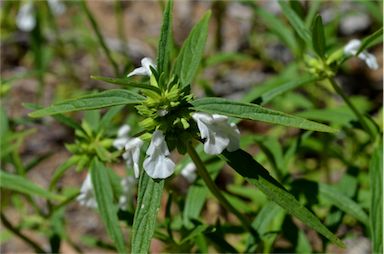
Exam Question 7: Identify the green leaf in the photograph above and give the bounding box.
[304,1,321,28]
[132,172,164,253]
[157,0,173,78]
[90,158,126,253]
[173,11,211,87]
[369,143,383,254]
[183,185,208,229]
[254,7,297,55]
[191,97,336,133]
[24,103,82,130]
[255,76,319,105]
[29,89,145,118]
[311,14,326,58]
[319,183,369,225]
[91,75,161,93]
[99,105,124,130]
[356,28,383,55]
[278,0,311,45]
[0,171,64,201]
[222,149,345,247]
[246,201,285,252]
[49,156,79,190]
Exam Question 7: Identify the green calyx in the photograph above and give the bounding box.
[65,121,119,171]
[304,55,335,78]
[136,74,194,133]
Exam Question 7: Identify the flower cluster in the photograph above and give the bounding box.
[112,58,240,180]
[344,39,379,70]
[113,125,143,178]
[77,173,135,211]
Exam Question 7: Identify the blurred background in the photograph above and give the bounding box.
[1,1,382,253]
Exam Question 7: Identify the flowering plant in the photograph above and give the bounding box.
[2,0,382,253]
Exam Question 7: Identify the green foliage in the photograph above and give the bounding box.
[222,149,344,247]
[131,172,164,253]
[0,171,64,201]
[369,143,383,254]
[191,97,336,132]
[2,0,382,253]
[311,15,326,58]
[173,11,211,87]
[90,158,126,253]
[29,90,145,117]
[157,0,173,79]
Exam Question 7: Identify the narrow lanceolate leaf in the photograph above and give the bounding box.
[191,97,336,133]
[173,11,211,87]
[369,143,383,254]
[222,150,344,247]
[311,14,326,58]
[91,76,161,93]
[157,0,173,77]
[90,159,126,253]
[278,0,311,45]
[0,171,64,201]
[132,172,164,253]
[256,76,319,105]
[357,28,383,55]
[254,7,297,55]
[319,183,369,225]
[29,89,145,118]
[183,185,208,229]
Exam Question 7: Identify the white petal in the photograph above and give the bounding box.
[47,0,66,15]
[222,122,240,152]
[125,137,144,151]
[192,113,212,139]
[205,131,229,154]
[344,39,361,56]
[181,162,197,183]
[193,112,240,155]
[212,114,229,122]
[77,174,97,209]
[113,137,129,150]
[361,53,378,70]
[124,138,144,178]
[143,154,175,179]
[141,57,156,74]
[127,67,148,77]
[16,2,36,32]
[146,130,170,156]
[127,57,156,77]
[117,124,131,137]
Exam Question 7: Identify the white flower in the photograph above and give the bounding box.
[344,39,379,70]
[127,57,156,77]
[118,176,136,211]
[16,1,36,32]
[16,0,65,32]
[77,173,97,209]
[192,113,240,155]
[181,162,197,183]
[47,0,66,15]
[143,130,175,179]
[123,138,144,178]
[113,124,131,150]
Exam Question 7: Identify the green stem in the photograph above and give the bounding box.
[187,143,259,239]
[81,0,120,76]
[0,212,46,253]
[328,77,375,139]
